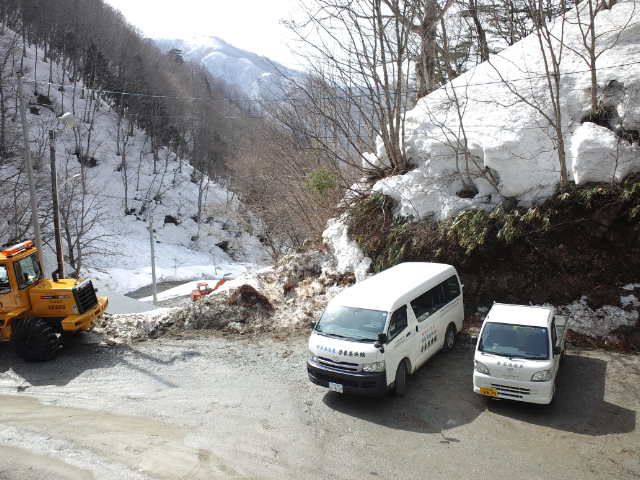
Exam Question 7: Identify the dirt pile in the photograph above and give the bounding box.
[97,250,353,343]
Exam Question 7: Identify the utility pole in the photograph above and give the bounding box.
[17,74,44,266]
[49,130,64,280]
[147,214,158,305]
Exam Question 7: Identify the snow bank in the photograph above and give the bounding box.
[374,0,640,220]
[571,122,640,184]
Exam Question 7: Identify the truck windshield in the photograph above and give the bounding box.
[315,305,387,342]
[478,322,549,360]
[14,253,42,290]
[0,265,10,294]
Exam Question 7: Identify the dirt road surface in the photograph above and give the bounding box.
[0,333,638,479]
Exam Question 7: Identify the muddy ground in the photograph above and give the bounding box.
[0,333,638,479]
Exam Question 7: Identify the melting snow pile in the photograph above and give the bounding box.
[96,250,353,342]
[323,0,640,276]
[375,0,640,219]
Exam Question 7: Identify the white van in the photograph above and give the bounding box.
[307,262,464,396]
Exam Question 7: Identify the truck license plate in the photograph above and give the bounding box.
[329,382,343,393]
[480,387,497,397]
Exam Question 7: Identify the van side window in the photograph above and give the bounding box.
[411,286,445,321]
[443,275,461,302]
[388,306,408,340]
[411,277,461,322]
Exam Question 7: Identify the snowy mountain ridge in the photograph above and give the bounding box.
[154,36,303,99]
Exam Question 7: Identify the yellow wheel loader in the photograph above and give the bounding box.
[0,240,108,361]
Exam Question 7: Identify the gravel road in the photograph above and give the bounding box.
[0,333,638,479]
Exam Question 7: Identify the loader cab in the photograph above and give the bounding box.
[0,241,43,314]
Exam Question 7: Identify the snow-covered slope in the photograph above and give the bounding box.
[370,0,640,221]
[0,32,271,295]
[155,36,303,99]
[323,0,640,278]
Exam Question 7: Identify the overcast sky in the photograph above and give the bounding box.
[104,0,301,67]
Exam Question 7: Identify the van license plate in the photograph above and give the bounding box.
[480,387,497,397]
[329,382,343,393]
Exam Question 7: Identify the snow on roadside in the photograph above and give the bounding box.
[559,296,639,338]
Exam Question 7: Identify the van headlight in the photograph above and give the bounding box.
[474,361,490,375]
[362,361,385,373]
[531,370,552,382]
[308,352,319,364]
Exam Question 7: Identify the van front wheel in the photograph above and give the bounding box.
[394,361,408,397]
[443,324,456,352]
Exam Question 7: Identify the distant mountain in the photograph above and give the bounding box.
[154,36,303,99]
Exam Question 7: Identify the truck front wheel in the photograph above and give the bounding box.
[12,318,62,362]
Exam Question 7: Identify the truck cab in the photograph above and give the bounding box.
[307,262,464,396]
[0,240,108,361]
[473,303,568,405]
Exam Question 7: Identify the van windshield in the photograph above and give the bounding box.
[478,322,549,360]
[315,305,387,342]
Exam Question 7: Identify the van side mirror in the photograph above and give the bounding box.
[553,346,562,356]
[375,333,387,352]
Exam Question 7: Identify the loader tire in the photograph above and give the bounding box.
[12,318,62,362]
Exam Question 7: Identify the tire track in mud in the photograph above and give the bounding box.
[0,395,241,479]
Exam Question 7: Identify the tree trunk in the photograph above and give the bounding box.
[469,0,490,62]
[33,43,38,94]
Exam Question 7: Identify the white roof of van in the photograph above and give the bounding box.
[331,262,456,312]
[485,303,553,327]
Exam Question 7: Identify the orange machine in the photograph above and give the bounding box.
[0,241,108,361]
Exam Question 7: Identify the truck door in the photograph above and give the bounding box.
[0,264,19,312]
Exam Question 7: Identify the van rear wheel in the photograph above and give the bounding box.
[12,318,62,362]
[443,324,456,352]
[394,361,408,397]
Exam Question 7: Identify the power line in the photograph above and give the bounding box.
[19,58,640,105]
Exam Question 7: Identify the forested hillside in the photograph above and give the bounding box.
[0,0,272,293]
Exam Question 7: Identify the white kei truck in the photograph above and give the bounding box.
[307,262,464,396]
[473,303,568,405]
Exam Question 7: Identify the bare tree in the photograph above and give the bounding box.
[489,0,570,188]
[383,0,456,98]
[0,33,18,159]
[56,153,114,276]
[288,0,415,176]
[115,116,132,214]
[563,0,636,114]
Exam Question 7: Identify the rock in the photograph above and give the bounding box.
[228,284,274,312]
[164,215,179,226]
